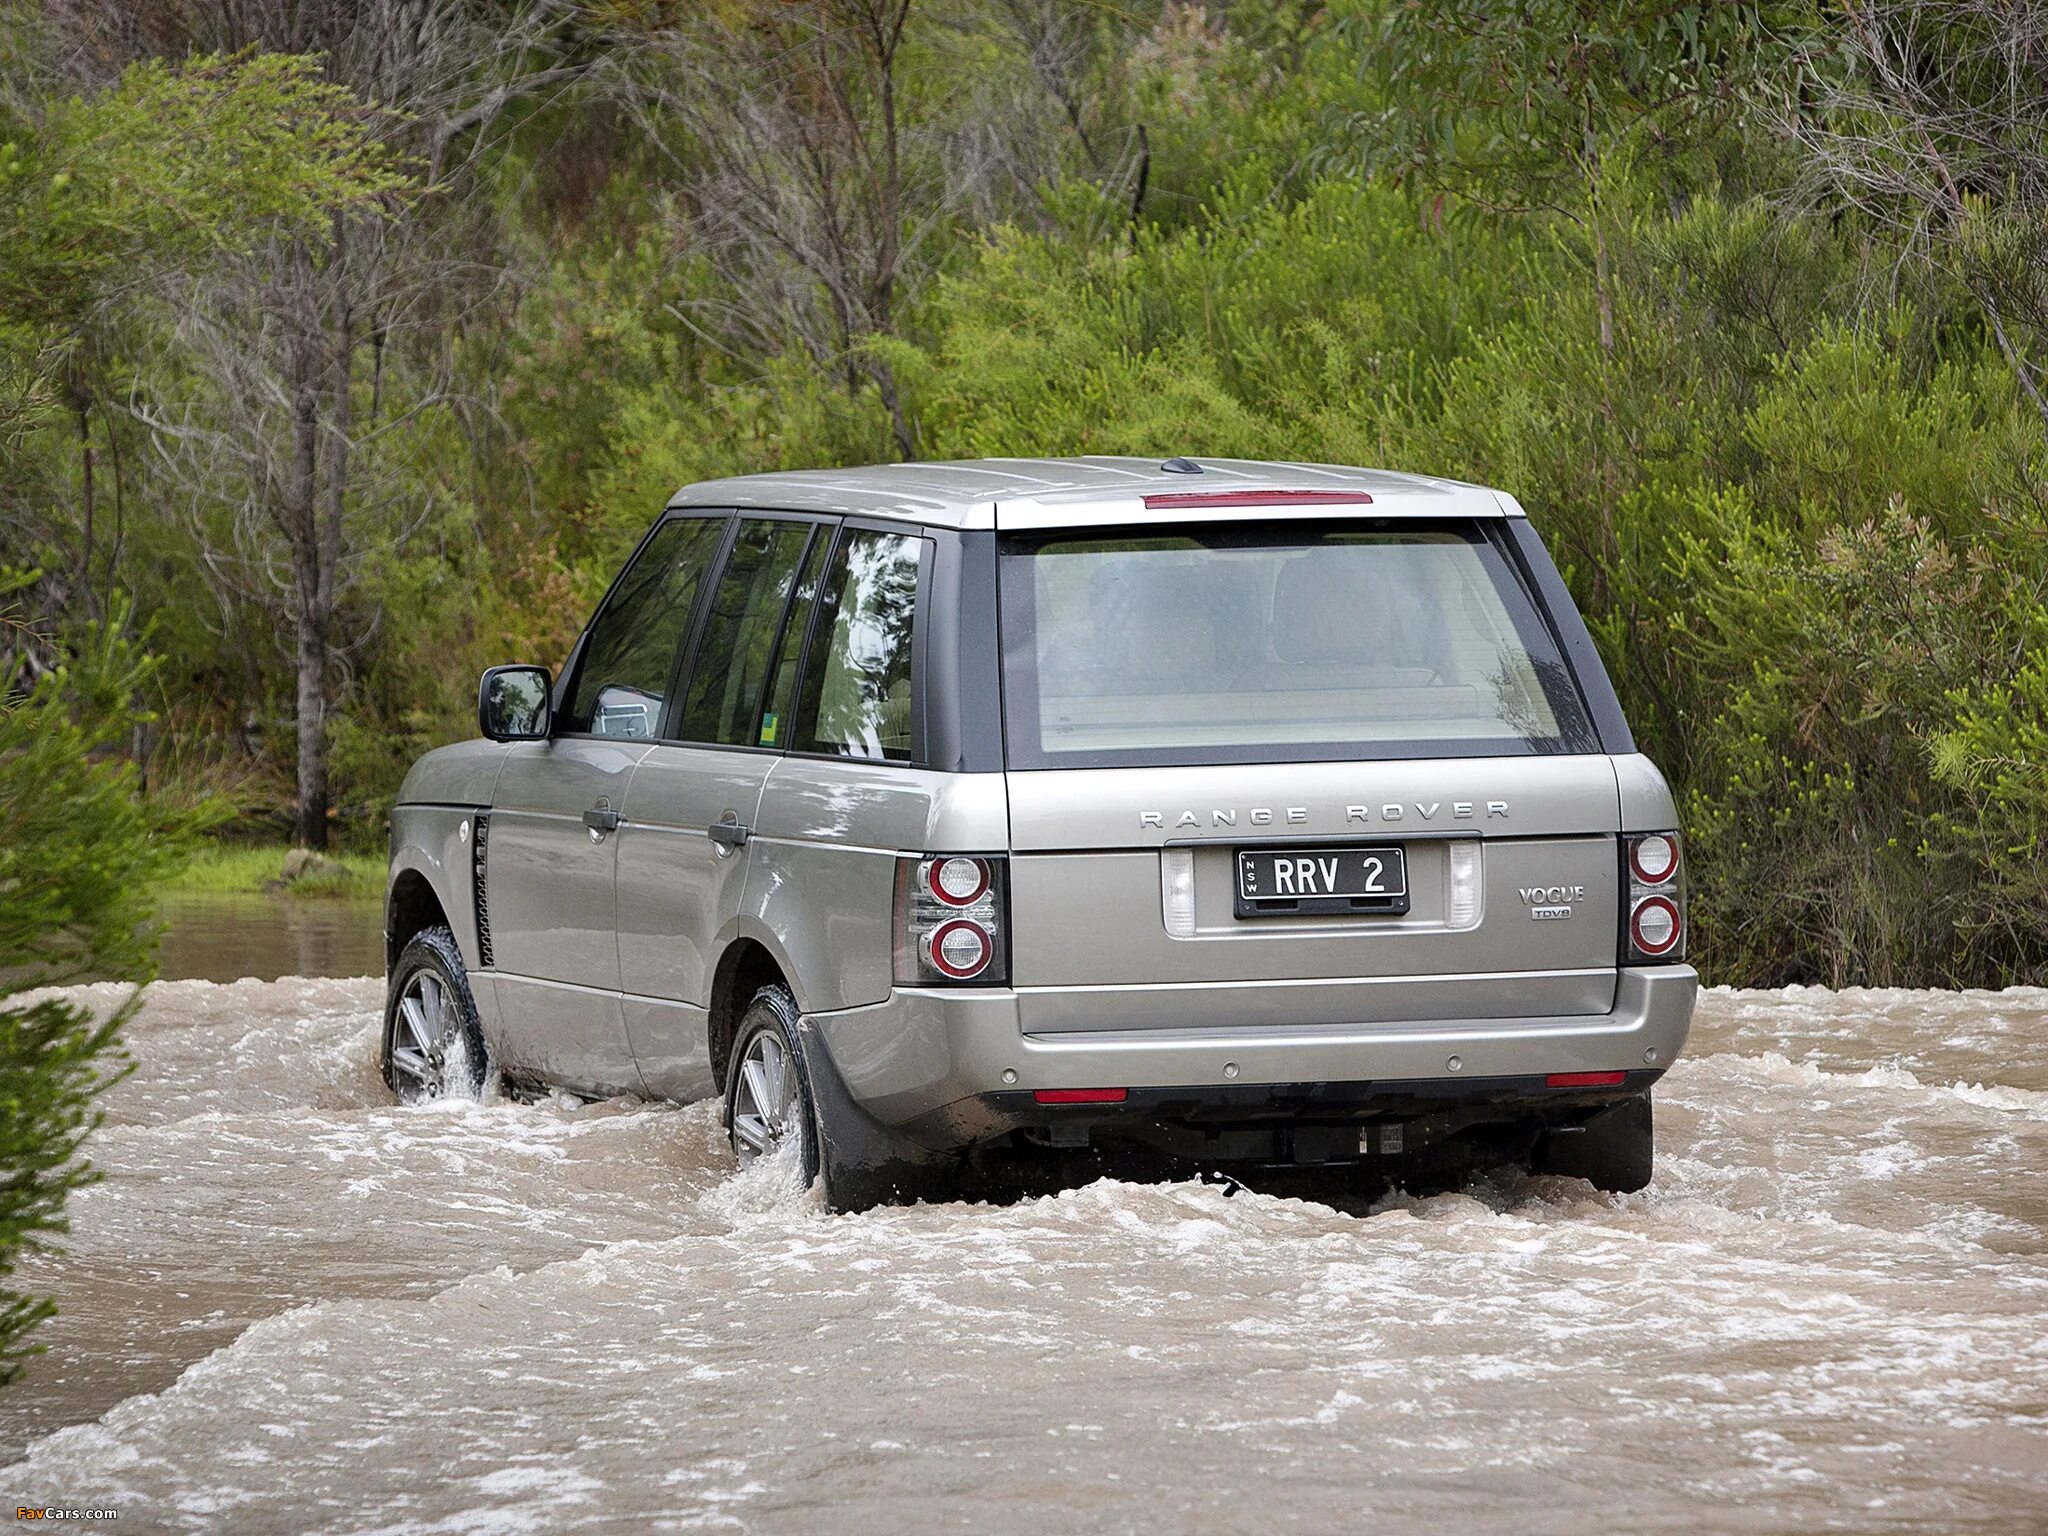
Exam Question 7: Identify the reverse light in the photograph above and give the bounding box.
[1160,847,1196,937]
[1622,831,1686,963]
[896,855,1008,986]
[1446,838,1482,930]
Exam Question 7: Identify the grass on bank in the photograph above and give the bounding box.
[158,843,383,899]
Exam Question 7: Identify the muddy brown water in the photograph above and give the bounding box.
[149,892,384,984]
[2,958,2044,1531]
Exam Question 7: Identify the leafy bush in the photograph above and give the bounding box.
[0,586,200,1380]
[880,175,2048,985]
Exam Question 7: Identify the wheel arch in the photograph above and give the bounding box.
[385,864,451,973]
[706,922,804,1093]
[387,802,490,976]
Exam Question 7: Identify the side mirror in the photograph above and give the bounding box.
[479,665,553,742]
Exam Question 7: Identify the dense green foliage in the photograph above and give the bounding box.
[0,596,203,1379]
[6,1,2048,987]
[0,49,396,1377]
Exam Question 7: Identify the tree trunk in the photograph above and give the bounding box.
[75,396,96,617]
[313,274,354,845]
[293,613,330,850]
[1579,101,1619,610]
[288,274,331,852]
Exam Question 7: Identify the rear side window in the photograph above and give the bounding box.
[758,532,829,749]
[563,516,725,738]
[677,518,817,746]
[794,530,923,761]
[998,521,1598,768]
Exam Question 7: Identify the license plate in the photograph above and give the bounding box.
[1235,845,1409,917]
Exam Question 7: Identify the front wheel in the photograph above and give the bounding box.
[383,926,491,1103]
[1530,1093,1654,1193]
[724,984,822,1187]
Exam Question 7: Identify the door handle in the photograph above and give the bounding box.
[583,806,622,840]
[707,817,750,853]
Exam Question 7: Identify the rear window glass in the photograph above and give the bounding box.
[997,522,1597,768]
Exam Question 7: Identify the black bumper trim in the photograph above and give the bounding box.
[905,1069,1664,1161]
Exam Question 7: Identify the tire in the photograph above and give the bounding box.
[383,925,491,1104]
[1531,1093,1654,1194]
[723,984,823,1188]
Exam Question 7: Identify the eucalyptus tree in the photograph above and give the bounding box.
[1786,0,2048,433]
[1336,1,1818,606]
[606,0,948,461]
[606,0,1137,462]
[1348,1,1813,355]
[69,0,582,848]
[0,50,403,638]
[0,47,398,1381]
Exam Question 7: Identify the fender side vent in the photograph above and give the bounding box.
[473,813,493,969]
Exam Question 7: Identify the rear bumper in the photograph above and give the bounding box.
[810,964,1697,1148]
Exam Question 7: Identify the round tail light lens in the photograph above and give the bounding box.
[1630,895,1681,956]
[1630,834,1678,885]
[929,919,992,978]
[930,856,990,906]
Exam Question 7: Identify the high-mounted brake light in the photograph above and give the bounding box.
[1622,832,1686,963]
[1034,1088,1127,1104]
[1140,490,1375,509]
[896,855,1008,987]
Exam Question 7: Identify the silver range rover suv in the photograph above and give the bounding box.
[384,457,1697,1209]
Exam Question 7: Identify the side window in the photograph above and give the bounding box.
[677,518,816,746]
[795,529,924,762]
[563,516,725,738]
[758,531,829,748]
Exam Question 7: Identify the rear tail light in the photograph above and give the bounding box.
[895,855,1008,986]
[1622,831,1685,962]
[1629,833,1678,885]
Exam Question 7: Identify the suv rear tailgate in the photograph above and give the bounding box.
[1005,756,1620,1025]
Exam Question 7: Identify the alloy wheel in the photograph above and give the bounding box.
[731,1028,803,1166]
[389,969,456,1101]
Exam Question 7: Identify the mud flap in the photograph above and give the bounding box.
[794,1015,962,1212]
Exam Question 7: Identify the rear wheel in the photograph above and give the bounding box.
[383,926,490,1103]
[724,985,822,1187]
[1531,1094,1654,1193]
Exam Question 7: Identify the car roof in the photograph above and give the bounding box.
[665,456,1520,531]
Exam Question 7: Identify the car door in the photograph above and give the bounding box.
[486,513,728,1095]
[618,513,829,1099]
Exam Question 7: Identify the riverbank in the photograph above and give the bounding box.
[158,844,382,900]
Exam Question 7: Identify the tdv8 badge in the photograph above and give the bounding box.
[1520,883,1583,921]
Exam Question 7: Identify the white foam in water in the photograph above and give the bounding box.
[695,1133,823,1224]
[1,976,2045,1533]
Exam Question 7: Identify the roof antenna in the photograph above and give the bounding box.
[1159,457,1203,474]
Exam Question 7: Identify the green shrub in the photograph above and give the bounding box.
[0,587,200,1380]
